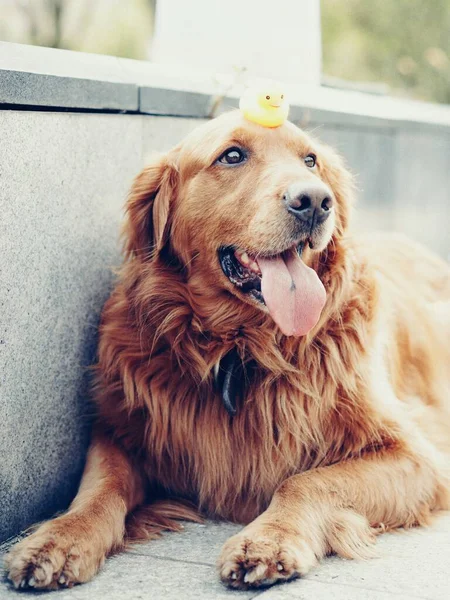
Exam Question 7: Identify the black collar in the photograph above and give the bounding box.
[214,347,244,416]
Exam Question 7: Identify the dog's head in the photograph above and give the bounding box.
[124,111,354,337]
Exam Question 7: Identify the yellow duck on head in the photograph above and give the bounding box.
[239,83,289,128]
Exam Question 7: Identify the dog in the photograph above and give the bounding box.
[6,110,450,591]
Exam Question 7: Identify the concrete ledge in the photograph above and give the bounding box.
[139,86,212,117]
[0,70,138,111]
[2,42,450,133]
[0,42,139,111]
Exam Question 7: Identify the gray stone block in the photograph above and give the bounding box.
[0,70,138,111]
[141,115,206,156]
[0,111,142,541]
[0,42,139,111]
[139,86,212,117]
[392,130,450,258]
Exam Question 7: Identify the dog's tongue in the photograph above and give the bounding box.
[257,252,326,337]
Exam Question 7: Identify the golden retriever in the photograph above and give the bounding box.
[6,110,450,591]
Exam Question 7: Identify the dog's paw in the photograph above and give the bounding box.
[218,528,318,589]
[5,524,105,590]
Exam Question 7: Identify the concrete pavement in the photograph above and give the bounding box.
[1,513,449,599]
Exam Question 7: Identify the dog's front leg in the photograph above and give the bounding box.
[219,443,447,589]
[5,430,144,590]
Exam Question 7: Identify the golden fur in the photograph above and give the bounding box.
[6,111,450,591]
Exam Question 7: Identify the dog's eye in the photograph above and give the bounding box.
[304,154,316,168]
[217,147,246,166]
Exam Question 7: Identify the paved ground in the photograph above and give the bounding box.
[1,514,449,600]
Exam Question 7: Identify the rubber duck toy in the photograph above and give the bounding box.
[239,84,289,128]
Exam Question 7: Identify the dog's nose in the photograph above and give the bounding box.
[283,183,333,226]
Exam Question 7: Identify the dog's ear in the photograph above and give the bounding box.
[123,152,179,260]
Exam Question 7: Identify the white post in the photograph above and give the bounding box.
[151,0,321,86]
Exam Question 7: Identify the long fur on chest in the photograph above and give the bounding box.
[93,244,398,522]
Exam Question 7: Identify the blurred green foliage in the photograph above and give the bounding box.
[1,0,154,60]
[321,0,450,104]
